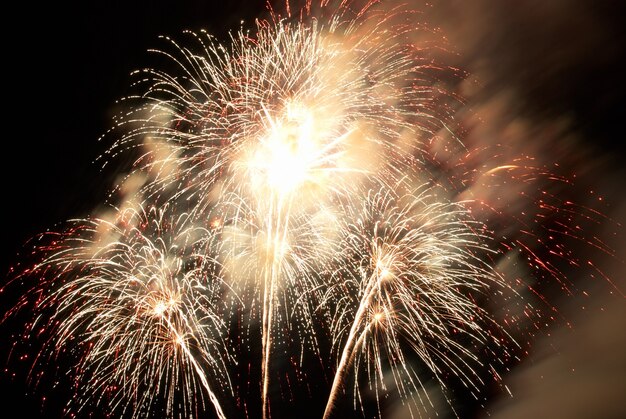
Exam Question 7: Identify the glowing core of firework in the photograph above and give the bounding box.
[152,297,178,317]
[242,100,360,204]
[250,103,317,195]
[247,106,319,196]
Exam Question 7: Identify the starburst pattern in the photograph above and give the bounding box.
[322,183,514,417]
[21,206,232,418]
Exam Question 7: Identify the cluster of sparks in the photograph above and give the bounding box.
[30,209,231,417]
[3,1,613,418]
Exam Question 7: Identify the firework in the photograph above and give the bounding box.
[19,205,232,418]
[105,6,455,416]
[321,182,515,417]
[4,1,615,418]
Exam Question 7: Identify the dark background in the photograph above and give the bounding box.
[1,1,624,418]
[1,2,268,417]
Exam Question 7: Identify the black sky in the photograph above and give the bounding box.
[4,1,266,264]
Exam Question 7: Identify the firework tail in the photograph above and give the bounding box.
[161,315,227,419]
[323,276,377,418]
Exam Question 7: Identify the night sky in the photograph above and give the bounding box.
[2,1,624,418]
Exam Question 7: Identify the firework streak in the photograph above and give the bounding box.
[3,1,614,418]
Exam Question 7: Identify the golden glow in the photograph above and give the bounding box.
[153,301,168,316]
[210,217,223,229]
[247,102,319,195]
[375,256,394,281]
[150,292,179,318]
[152,297,177,316]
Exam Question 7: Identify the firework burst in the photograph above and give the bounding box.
[104,7,457,416]
[322,182,515,417]
[16,206,232,418]
[3,1,617,418]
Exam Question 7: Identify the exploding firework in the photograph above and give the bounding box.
[104,6,462,416]
[13,206,232,418]
[321,182,516,417]
[3,1,618,418]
